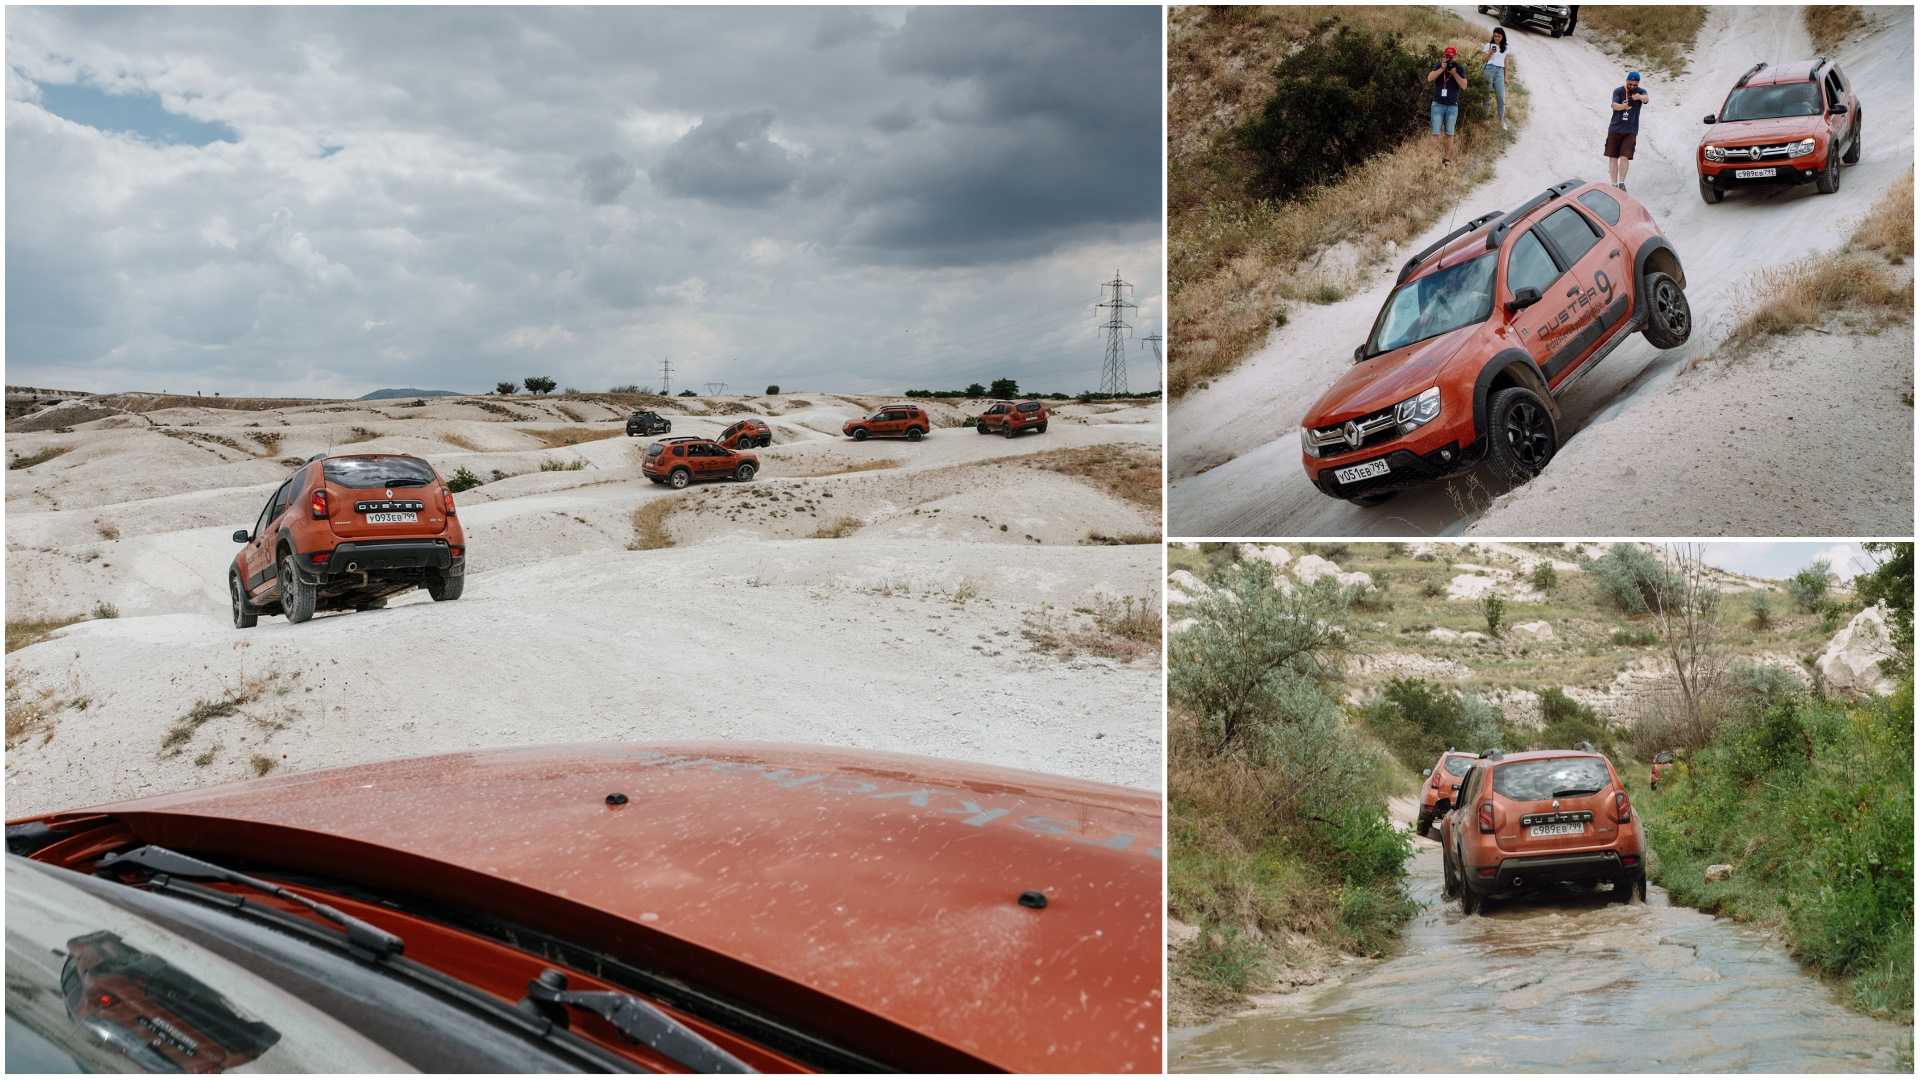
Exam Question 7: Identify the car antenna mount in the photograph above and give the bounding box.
[98,844,405,960]
[521,968,756,1073]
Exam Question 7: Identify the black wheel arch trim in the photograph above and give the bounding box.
[1472,348,1562,441]
[1631,236,1687,327]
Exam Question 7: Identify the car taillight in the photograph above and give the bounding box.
[1621,854,1640,868]
[1478,801,1494,833]
[1615,790,1631,823]
[443,489,456,515]
[310,551,330,563]
[450,546,463,558]
[311,489,328,519]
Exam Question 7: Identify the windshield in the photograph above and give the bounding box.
[1366,251,1497,357]
[1442,754,1477,777]
[322,456,435,489]
[1492,757,1613,801]
[1720,83,1822,122]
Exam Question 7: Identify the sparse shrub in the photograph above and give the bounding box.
[765,384,780,395]
[1818,598,1848,633]
[1612,625,1660,647]
[1749,589,1775,628]
[496,381,519,395]
[609,384,642,394]
[524,376,557,395]
[1420,580,1444,598]
[447,467,483,493]
[1482,595,1504,637]
[250,754,278,777]
[1788,559,1832,613]
[1355,677,1508,768]
[95,521,121,542]
[540,458,587,472]
[90,603,118,621]
[628,501,677,550]
[1584,543,1672,613]
[811,517,862,539]
[1530,561,1558,592]
[1536,688,1615,757]
[408,399,427,408]
[1178,920,1268,1004]
[679,389,697,397]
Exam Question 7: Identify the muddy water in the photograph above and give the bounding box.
[1171,843,1910,1072]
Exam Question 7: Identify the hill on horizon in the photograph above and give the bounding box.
[359,388,462,400]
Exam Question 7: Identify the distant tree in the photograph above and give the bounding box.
[679,389,697,397]
[765,384,781,395]
[987,378,1019,398]
[609,384,642,393]
[1530,561,1558,592]
[1787,558,1831,613]
[964,382,987,398]
[496,380,519,395]
[1483,595,1505,637]
[523,376,557,395]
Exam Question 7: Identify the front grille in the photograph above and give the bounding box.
[1719,143,1795,161]
[1307,409,1398,455]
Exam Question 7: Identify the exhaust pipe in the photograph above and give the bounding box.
[346,562,358,573]
[1512,876,1524,887]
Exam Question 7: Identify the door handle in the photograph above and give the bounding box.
[1609,249,1620,258]
[1566,285,1580,296]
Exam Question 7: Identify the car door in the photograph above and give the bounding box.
[242,479,293,596]
[1507,205,1628,385]
[1823,66,1851,145]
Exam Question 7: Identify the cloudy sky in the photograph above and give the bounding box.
[7,6,1162,398]
[1700,541,1877,581]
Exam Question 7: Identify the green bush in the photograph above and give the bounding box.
[1357,677,1508,768]
[1611,625,1660,647]
[523,376,557,395]
[1749,589,1774,628]
[495,381,518,395]
[1178,919,1269,1004]
[1530,561,1559,592]
[1483,594,1505,637]
[678,389,697,397]
[1420,580,1444,598]
[987,378,1019,399]
[1853,543,1913,676]
[447,466,484,493]
[1584,542,1672,613]
[1787,558,1831,612]
[765,385,780,395]
[1536,687,1616,757]
[1316,806,1413,886]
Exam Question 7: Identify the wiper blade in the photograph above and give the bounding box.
[98,844,404,960]
[525,969,756,1073]
[1551,788,1602,798]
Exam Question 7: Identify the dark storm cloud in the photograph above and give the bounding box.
[6,6,1163,397]
[651,108,798,206]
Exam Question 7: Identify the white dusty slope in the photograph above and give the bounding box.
[1169,5,1913,537]
[5,394,1163,816]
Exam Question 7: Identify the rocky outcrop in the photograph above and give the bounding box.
[1293,554,1374,593]
[1238,543,1291,567]
[1818,604,1899,695]
[1509,620,1555,642]
[1169,570,1210,597]
[1705,864,1734,883]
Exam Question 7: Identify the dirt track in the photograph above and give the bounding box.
[1169,5,1914,537]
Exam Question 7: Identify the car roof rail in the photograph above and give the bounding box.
[304,452,327,463]
[1809,55,1829,81]
[1480,747,1503,761]
[1398,210,1505,284]
[1735,61,1767,88]
[1575,740,1598,753]
[1484,180,1585,251]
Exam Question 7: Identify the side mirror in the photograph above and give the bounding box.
[1830,102,1848,114]
[1353,344,1366,363]
[1702,114,1717,124]
[232,530,251,543]
[1505,286,1542,314]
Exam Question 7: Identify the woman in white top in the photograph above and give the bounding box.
[1480,28,1511,127]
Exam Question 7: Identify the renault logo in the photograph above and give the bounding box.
[1552,799,1561,810]
[1343,420,1362,448]
[386,489,393,498]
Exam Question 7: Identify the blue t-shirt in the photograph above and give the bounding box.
[1609,86,1648,133]
[1431,62,1465,106]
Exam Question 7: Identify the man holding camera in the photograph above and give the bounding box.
[1606,71,1649,191]
[1428,46,1468,166]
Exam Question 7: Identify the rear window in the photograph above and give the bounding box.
[1492,757,1612,802]
[646,443,665,456]
[1442,754,1477,777]
[1018,402,1040,413]
[322,456,435,489]
[1577,189,1621,225]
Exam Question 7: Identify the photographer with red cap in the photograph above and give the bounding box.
[1427,46,1468,165]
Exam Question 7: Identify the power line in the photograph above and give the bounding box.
[1096,271,1135,396]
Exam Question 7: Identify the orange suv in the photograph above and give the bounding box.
[229,453,466,627]
[1439,745,1646,913]
[976,400,1048,438]
[642,436,759,488]
[1650,750,1675,790]
[1698,58,1859,204]
[1416,750,1480,837]
[843,405,929,442]
[1300,179,1691,504]
[717,418,772,449]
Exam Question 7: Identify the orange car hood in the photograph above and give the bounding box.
[38,742,1162,1073]
[1305,322,1477,426]
[1701,114,1824,145]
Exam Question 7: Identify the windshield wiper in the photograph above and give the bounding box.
[99,845,404,960]
[525,969,754,1073]
[1551,787,1602,798]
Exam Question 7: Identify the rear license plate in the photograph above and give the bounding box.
[1734,167,1777,178]
[1529,823,1584,838]
[1334,459,1390,485]
[365,512,418,523]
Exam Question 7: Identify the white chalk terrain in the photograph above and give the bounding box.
[5,392,1163,816]
[1169,5,1913,537]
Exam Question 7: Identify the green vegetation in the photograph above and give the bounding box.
[1579,6,1706,76]
[89,602,118,621]
[1583,542,1671,613]
[447,466,483,493]
[1482,594,1505,637]
[523,376,557,395]
[1355,677,1504,766]
[1788,558,1831,613]
[764,385,780,395]
[1170,562,1417,1019]
[495,380,518,395]
[1529,561,1558,593]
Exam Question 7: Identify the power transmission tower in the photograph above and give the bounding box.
[1095,271,1136,396]
[1140,332,1163,390]
[659,357,673,397]
[704,382,727,397]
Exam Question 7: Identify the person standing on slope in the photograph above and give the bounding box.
[1480,28,1511,128]
[1428,46,1468,166]
[1607,71,1648,190]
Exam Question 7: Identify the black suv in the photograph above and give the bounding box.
[1479,5,1578,37]
[626,411,671,437]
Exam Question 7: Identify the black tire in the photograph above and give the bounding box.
[355,597,387,612]
[759,436,772,448]
[1549,21,1563,37]
[1476,5,1488,13]
[977,423,990,435]
[427,571,464,602]
[1842,111,1861,164]
[1002,422,1017,439]
[734,462,756,482]
[1815,145,1841,194]
[1441,845,1460,899]
[648,476,665,485]
[1347,491,1397,507]
[279,553,315,624]
[1460,875,1483,914]
[1634,873,1648,903]
[669,468,691,489]
[1416,812,1432,839]
[1485,386,1557,482]
[851,428,868,442]
[1640,270,1691,349]
[230,572,257,629]
[1035,422,1047,434]
[1698,176,1723,205]
[906,427,923,442]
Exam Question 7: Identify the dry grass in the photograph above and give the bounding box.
[1712,169,1915,361]
[95,393,332,412]
[1169,6,1525,396]
[1579,6,1707,76]
[8,445,72,470]
[1084,532,1164,546]
[791,458,900,478]
[442,432,484,452]
[1012,444,1162,511]
[473,400,536,421]
[95,520,121,541]
[6,616,84,653]
[628,500,678,550]
[341,426,379,444]
[160,678,271,752]
[1804,5,1867,53]
[1022,594,1161,665]
[247,430,282,456]
[518,426,621,449]
[250,753,278,777]
[810,516,863,539]
[6,674,61,749]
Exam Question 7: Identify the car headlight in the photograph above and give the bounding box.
[1394,387,1442,434]
[1301,425,1318,459]
[1787,138,1816,158]
[1703,145,1724,162]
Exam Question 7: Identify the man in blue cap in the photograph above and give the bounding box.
[1606,71,1648,190]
